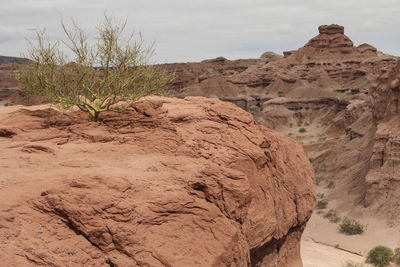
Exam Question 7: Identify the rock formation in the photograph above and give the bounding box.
[0,97,315,266]
[160,53,282,99]
[365,62,400,221]
[158,25,400,223]
[148,24,400,225]
[305,24,353,49]
[160,25,396,134]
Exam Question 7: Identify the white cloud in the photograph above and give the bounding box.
[0,0,399,62]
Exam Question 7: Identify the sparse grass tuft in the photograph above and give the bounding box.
[327,181,335,189]
[393,248,400,265]
[317,199,328,209]
[314,164,327,173]
[323,209,341,223]
[338,218,366,235]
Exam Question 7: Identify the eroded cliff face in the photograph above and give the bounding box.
[163,25,396,136]
[0,97,315,266]
[365,62,400,221]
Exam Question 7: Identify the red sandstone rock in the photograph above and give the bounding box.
[0,97,315,266]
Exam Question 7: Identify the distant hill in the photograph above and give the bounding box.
[0,55,30,64]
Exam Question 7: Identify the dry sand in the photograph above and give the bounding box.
[301,208,400,266]
[301,237,371,267]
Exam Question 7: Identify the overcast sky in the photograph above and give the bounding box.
[1,0,399,63]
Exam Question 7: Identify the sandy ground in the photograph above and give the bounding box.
[301,237,371,267]
[304,211,400,253]
[301,205,400,266]
[288,119,400,266]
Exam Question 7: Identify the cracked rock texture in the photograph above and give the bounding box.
[0,97,315,266]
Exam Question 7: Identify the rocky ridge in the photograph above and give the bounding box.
[0,55,30,64]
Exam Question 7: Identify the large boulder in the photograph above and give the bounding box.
[0,97,315,266]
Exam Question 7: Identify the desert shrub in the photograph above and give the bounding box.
[317,193,325,199]
[317,199,328,209]
[338,218,366,235]
[278,91,285,97]
[323,209,341,223]
[304,122,310,126]
[17,14,170,121]
[315,163,327,173]
[393,248,400,264]
[367,246,394,267]
[297,120,303,126]
[327,181,335,189]
[342,261,365,267]
[299,128,307,133]
[316,210,324,215]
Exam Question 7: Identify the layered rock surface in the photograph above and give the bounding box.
[0,97,315,266]
[159,25,396,145]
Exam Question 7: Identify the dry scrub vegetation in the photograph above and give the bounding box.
[17,14,171,121]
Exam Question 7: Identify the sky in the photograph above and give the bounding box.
[0,0,399,63]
